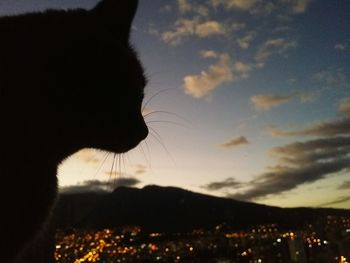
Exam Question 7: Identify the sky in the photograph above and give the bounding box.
[2,0,349,209]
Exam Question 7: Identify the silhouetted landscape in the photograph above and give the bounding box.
[53,186,350,262]
[54,185,350,231]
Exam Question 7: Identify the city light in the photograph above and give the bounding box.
[54,215,350,262]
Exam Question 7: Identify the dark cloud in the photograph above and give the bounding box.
[267,116,350,137]
[338,181,350,190]
[203,177,244,191]
[134,164,147,175]
[319,196,350,207]
[59,178,140,194]
[220,136,249,148]
[229,136,350,201]
[250,94,293,111]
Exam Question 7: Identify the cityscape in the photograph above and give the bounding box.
[55,215,350,263]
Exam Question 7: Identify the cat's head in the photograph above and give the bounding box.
[51,0,148,155]
[1,0,148,155]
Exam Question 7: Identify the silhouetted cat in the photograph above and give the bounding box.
[0,0,147,262]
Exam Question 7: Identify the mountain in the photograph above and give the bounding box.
[53,185,350,232]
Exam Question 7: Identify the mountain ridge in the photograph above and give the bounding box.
[53,185,350,232]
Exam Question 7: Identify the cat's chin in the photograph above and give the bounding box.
[94,128,148,154]
[98,139,142,153]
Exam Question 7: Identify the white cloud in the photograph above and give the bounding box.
[200,50,220,58]
[161,18,197,46]
[231,22,246,31]
[195,21,226,37]
[250,2,276,16]
[255,38,297,64]
[210,0,258,11]
[334,43,347,51]
[312,69,347,88]
[338,98,350,114]
[237,31,256,49]
[232,61,253,79]
[283,0,314,14]
[183,53,253,98]
[251,94,293,111]
[160,4,172,13]
[183,54,233,98]
[161,18,226,46]
[147,23,160,36]
[178,0,192,14]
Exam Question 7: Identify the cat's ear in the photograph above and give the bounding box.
[93,0,138,42]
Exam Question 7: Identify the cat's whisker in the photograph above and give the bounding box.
[138,143,151,168]
[149,132,177,167]
[148,126,164,143]
[109,153,116,180]
[143,140,152,166]
[140,140,152,169]
[146,120,188,129]
[121,154,127,176]
[94,152,110,178]
[118,154,122,177]
[142,88,173,113]
[143,110,190,125]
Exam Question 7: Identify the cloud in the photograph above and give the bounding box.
[232,61,253,79]
[195,21,226,37]
[229,136,350,201]
[203,177,244,191]
[334,43,347,51]
[134,164,147,175]
[178,0,191,14]
[210,0,258,11]
[237,31,256,49]
[266,116,350,137]
[283,0,314,14]
[183,53,233,98]
[312,69,347,88]
[338,98,350,114]
[161,18,197,46]
[251,94,293,111]
[160,4,173,13]
[250,2,276,16]
[200,50,220,58]
[296,90,321,103]
[319,196,350,207]
[230,22,246,32]
[338,181,350,190]
[220,136,249,148]
[255,38,297,65]
[161,18,227,46]
[183,53,252,98]
[60,178,141,194]
[147,23,160,36]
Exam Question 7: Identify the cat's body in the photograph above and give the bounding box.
[0,1,147,262]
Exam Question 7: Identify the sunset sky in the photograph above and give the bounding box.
[2,0,349,209]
